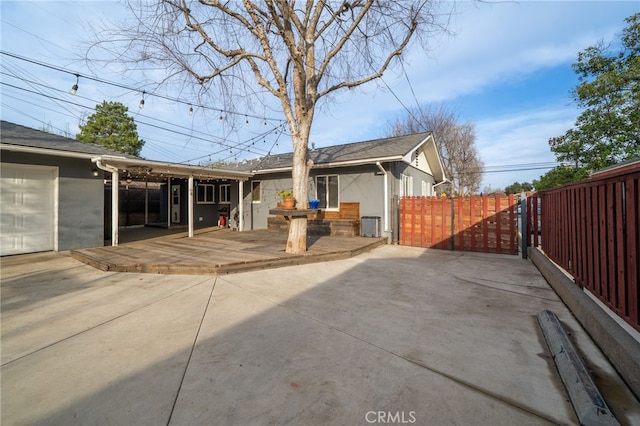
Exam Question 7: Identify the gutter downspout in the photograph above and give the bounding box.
[433,178,450,196]
[375,162,389,233]
[93,159,119,246]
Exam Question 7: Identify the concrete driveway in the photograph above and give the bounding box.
[2,246,638,425]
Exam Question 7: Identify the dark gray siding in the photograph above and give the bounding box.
[241,165,388,235]
[1,150,105,251]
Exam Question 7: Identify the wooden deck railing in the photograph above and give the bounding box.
[527,162,639,332]
[268,202,361,237]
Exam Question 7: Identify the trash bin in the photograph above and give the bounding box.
[361,216,380,237]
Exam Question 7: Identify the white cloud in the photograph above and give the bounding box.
[475,105,579,188]
[2,0,637,181]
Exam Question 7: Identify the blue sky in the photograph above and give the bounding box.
[1,1,638,190]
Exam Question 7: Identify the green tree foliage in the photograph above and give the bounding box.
[504,181,533,195]
[533,166,589,191]
[549,13,640,172]
[76,101,145,156]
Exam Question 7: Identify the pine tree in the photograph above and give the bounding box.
[77,101,144,156]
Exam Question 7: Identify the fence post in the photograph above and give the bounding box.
[521,196,528,259]
[393,195,400,244]
[450,196,455,251]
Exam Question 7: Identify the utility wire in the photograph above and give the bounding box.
[0,80,278,158]
[0,50,286,124]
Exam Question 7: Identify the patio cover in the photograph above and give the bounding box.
[92,155,253,246]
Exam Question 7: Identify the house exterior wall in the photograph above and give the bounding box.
[1,150,105,251]
[160,180,229,228]
[395,162,437,197]
[241,165,391,237]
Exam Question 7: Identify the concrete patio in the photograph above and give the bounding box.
[1,246,639,425]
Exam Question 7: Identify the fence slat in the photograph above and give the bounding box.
[615,182,626,316]
[626,177,639,327]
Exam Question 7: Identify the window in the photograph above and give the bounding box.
[196,184,215,204]
[219,183,231,204]
[400,174,413,197]
[251,181,261,203]
[316,175,339,209]
[421,181,432,197]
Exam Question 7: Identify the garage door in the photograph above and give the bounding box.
[1,163,57,255]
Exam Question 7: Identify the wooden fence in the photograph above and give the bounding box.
[527,161,639,332]
[400,194,518,255]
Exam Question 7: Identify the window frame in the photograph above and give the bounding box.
[400,174,413,197]
[196,183,216,204]
[316,174,339,210]
[251,181,262,203]
[218,183,231,204]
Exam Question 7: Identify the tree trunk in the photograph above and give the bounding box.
[285,128,311,254]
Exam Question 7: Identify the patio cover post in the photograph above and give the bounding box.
[144,178,148,225]
[238,180,244,231]
[167,177,171,228]
[112,170,119,246]
[188,175,194,237]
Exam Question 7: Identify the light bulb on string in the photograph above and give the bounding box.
[69,74,79,95]
[189,105,193,115]
[139,91,145,109]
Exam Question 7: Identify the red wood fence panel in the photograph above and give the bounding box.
[400,194,518,255]
[527,162,640,332]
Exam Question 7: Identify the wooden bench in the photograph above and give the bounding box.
[268,202,361,237]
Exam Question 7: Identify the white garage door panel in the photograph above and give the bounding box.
[0,164,56,255]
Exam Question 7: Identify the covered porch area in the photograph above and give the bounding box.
[93,155,253,246]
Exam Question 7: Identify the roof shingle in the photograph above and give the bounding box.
[0,121,134,157]
[235,132,432,171]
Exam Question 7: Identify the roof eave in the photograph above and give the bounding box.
[1,143,104,160]
[92,155,254,180]
[250,155,404,174]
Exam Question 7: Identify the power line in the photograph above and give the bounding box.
[0,79,279,159]
[0,50,286,124]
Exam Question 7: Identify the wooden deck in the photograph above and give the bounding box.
[71,229,387,275]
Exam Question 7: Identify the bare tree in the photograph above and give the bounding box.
[88,0,453,253]
[387,104,483,195]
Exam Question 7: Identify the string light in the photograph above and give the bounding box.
[2,51,286,126]
[189,105,193,115]
[2,50,292,164]
[69,74,79,95]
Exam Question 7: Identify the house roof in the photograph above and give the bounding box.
[0,120,136,159]
[233,131,439,173]
[1,121,252,181]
